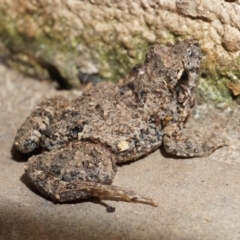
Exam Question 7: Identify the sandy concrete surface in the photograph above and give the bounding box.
[1,64,240,240]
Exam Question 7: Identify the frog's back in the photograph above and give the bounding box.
[71,81,163,162]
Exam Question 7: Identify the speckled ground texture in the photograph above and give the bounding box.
[1,63,240,240]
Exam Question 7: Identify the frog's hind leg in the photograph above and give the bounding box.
[24,142,158,206]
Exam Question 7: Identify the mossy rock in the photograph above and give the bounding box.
[0,0,240,103]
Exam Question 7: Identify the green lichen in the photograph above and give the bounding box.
[197,75,231,103]
[0,9,81,88]
[196,59,231,103]
[97,40,149,81]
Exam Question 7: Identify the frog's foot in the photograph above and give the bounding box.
[163,123,228,157]
[24,142,158,207]
[14,96,69,153]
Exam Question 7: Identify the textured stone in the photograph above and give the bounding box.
[0,0,240,101]
[2,63,240,240]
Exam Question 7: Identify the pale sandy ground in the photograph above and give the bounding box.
[1,64,240,240]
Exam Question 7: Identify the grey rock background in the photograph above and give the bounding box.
[0,0,240,101]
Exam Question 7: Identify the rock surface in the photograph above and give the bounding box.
[0,0,240,101]
[1,63,240,239]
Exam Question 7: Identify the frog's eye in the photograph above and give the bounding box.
[186,48,192,56]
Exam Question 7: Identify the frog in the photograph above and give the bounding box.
[14,40,221,206]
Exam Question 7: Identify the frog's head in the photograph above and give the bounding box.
[126,40,202,109]
[144,40,202,106]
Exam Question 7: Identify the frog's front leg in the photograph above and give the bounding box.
[14,96,69,153]
[25,142,158,206]
[163,123,226,157]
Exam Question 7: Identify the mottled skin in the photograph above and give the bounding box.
[14,40,220,206]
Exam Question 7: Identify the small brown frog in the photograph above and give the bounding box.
[14,40,222,206]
